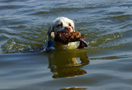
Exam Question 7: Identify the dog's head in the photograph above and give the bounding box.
[47,17,75,37]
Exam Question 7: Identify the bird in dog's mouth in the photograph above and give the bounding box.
[45,17,88,52]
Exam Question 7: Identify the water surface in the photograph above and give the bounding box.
[0,0,132,90]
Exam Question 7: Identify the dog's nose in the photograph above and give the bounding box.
[65,26,71,32]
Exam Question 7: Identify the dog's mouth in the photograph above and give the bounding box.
[51,32,88,47]
[57,30,66,33]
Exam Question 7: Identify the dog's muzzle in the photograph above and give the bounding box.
[57,26,73,33]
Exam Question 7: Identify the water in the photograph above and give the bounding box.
[0,0,132,89]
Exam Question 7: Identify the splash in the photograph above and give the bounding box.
[1,24,48,54]
[87,32,123,49]
[1,38,45,53]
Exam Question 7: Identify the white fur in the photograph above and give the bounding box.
[46,17,79,50]
[47,17,75,35]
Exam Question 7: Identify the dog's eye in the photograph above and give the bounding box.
[56,23,62,28]
[68,22,74,29]
[68,23,71,26]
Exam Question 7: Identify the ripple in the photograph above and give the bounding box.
[0,17,31,27]
[1,25,47,53]
[1,38,44,53]
[90,54,132,60]
[0,0,26,3]
[30,10,50,15]
[0,5,25,10]
[88,32,122,48]
[60,87,87,90]
[107,14,132,23]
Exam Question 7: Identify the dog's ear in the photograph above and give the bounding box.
[71,20,75,32]
[47,23,54,37]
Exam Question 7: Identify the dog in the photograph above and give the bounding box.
[45,17,87,51]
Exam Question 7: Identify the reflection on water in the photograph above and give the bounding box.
[47,50,89,78]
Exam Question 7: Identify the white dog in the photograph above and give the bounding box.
[45,17,87,51]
